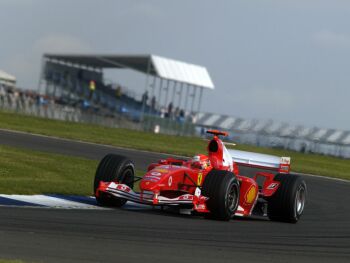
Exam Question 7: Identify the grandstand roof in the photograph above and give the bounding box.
[44,54,215,89]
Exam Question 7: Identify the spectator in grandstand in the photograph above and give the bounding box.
[36,94,48,106]
[141,91,149,105]
[27,91,35,108]
[190,113,197,123]
[200,127,205,137]
[13,90,19,108]
[168,102,173,118]
[160,107,166,118]
[115,85,122,99]
[89,80,96,100]
[119,105,128,114]
[82,100,90,110]
[0,85,5,106]
[76,70,84,95]
[141,90,148,105]
[151,96,156,112]
[179,109,185,123]
[19,90,25,110]
[174,107,180,121]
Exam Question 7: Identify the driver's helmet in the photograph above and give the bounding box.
[192,154,211,170]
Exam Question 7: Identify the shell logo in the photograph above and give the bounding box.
[245,185,257,204]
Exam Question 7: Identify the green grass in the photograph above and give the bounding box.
[0,145,145,195]
[0,111,349,180]
[0,145,98,195]
[0,110,203,156]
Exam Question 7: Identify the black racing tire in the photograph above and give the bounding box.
[202,170,239,221]
[94,154,135,207]
[267,173,307,223]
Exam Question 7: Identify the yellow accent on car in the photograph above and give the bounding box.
[154,168,168,173]
[245,185,257,204]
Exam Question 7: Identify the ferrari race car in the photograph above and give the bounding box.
[94,130,307,223]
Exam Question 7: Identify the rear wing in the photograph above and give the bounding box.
[228,149,291,174]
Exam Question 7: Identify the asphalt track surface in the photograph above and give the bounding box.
[0,129,349,263]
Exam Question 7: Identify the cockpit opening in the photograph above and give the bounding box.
[208,139,219,152]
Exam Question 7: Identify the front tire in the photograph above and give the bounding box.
[267,173,307,223]
[202,170,239,221]
[94,154,135,207]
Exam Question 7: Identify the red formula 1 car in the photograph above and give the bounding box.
[94,130,307,223]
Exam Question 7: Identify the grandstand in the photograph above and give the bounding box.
[38,54,215,135]
[195,112,350,158]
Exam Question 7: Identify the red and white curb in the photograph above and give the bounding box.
[0,194,151,210]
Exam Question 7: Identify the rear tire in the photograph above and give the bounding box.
[267,173,307,223]
[94,154,135,207]
[202,170,239,221]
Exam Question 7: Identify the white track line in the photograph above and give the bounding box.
[0,194,103,209]
[0,194,104,209]
[297,173,350,183]
[0,128,186,158]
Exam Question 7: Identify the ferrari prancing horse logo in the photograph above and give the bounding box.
[197,172,203,185]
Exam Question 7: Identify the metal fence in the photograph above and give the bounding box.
[0,86,196,136]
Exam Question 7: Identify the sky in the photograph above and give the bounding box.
[0,0,349,130]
